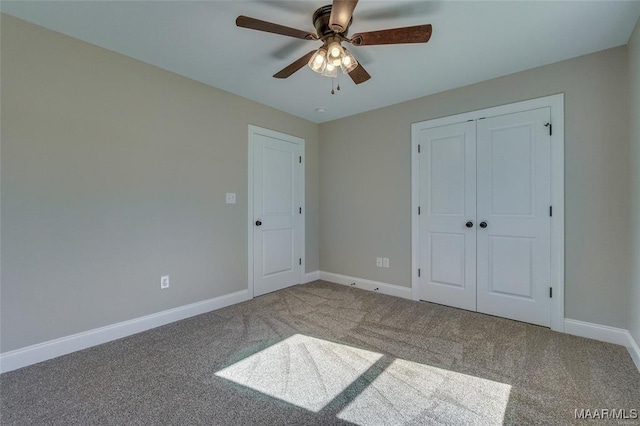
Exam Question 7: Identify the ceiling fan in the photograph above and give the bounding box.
[236,0,432,85]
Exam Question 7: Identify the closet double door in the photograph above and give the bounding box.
[418,108,551,327]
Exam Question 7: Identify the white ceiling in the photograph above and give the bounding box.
[2,1,639,123]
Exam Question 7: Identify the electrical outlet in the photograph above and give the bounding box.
[160,275,170,289]
[376,257,383,267]
[225,192,236,204]
[383,258,389,268]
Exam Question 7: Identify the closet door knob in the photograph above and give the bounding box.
[465,221,474,228]
[479,221,488,229]
[255,220,262,226]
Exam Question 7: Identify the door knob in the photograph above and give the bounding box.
[255,220,262,226]
[479,221,488,229]
[465,221,474,228]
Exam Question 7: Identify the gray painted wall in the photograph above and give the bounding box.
[319,46,632,329]
[629,18,640,344]
[0,15,320,353]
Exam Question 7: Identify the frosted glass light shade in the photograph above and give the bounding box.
[327,42,344,67]
[322,62,338,78]
[308,49,327,73]
[340,49,358,73]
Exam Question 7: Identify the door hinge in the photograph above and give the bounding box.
[549,205,553,217]
[418,206,421,215]
[549,287,553,298]
[545,122,552,136]
[299,156,302,163]
[299,207,302,214]
[418,268,421,277]
[418,144,421,153]
[299,258,302,265]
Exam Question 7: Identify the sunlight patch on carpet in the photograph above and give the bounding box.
[337,358,512,425]
[215,334,383,412]
[215,334,511,423]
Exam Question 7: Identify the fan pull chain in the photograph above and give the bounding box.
[330,76,341,95]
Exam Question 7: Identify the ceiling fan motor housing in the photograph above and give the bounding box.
[313,5,352,38]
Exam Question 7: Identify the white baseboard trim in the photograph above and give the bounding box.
[319,271,412,300]
[3,287,637,374]
[563,318,629,345]
[303,270,320,284]
[0,289,249,374]
[626,331,640,372]
[564,318,640,372]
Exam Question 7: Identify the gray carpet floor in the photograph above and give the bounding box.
[1,281,639,425]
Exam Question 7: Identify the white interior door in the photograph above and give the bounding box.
[418,121,477,311]
[252,129,303,297]
[476,108,551,326]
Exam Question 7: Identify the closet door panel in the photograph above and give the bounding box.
[476,108,552,327]
[418,122,476,311]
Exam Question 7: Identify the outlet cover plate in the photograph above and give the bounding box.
[160,275,170,289]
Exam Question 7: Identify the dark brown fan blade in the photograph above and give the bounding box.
[351,24,432,46]
[329,0,358,33]
[236,16,316,40]
[273,51,316,79]
[347,63,371,84]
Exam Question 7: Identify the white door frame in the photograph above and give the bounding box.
[411,94,565,332]
[247,125,305,298]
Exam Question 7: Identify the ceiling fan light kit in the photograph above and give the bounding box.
[235,0,433,87]
[308,38,358,77]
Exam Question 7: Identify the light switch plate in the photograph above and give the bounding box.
[226,193,236,204]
